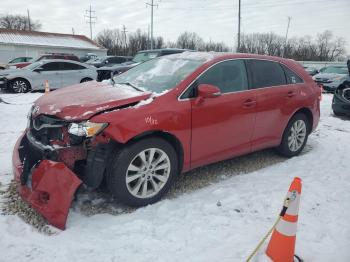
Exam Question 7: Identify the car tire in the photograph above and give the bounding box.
[10,78,31,93]
[277,113,310,157]
[333,110,344,116]
[106,137,178,206]
[80,78,93,83]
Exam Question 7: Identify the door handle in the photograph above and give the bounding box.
[287,91,296,97]
[242,99,257,108]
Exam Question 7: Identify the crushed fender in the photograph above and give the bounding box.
[20,160,82,230]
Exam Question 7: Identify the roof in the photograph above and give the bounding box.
[0,29,106,50]
[138,48,190,53]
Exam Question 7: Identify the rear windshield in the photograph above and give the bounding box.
[132,52,160,63]
[319,66,348,74]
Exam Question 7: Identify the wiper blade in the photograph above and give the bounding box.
[116,82,143,92]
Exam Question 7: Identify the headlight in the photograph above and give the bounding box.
[332,76,344,82]
[68,121,108,137]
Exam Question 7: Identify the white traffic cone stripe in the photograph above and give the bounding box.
[285,192,301,216]
[275,219,298,237]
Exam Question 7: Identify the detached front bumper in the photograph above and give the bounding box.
[12,132,82,230]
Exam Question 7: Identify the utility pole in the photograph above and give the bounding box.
[237,0,241,52]
[282,16,292,58]
[85,5,97,39]
[27,9,31,31]
[122,25,128,55]
[146,0,158,50]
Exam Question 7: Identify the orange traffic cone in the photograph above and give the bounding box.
[44,80,50,93]
[266,177,302,262]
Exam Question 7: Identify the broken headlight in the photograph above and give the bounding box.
[68,121,108,137]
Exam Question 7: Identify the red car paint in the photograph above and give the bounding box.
[12,53,321,229]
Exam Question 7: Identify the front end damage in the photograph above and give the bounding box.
[12,113,112,230]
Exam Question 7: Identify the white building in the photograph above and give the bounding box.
[0,29,107,63]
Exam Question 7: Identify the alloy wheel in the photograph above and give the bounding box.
[12,80,28,93]
[288,120,307,152]
[125,148,171,199]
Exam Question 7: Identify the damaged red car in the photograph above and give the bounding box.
[12,52,321,229]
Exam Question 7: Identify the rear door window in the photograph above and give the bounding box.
[62,62,86,70]
[247,60,286,89]
[41,62,61,71]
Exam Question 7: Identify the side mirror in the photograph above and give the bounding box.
[34,67,43,73]
[105,60,109,64]
[198,84,221,98]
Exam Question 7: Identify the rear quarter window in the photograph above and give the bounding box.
[247,59,286,89]
[281,65,304,84]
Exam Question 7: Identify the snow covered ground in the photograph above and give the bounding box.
[0,92,349,262]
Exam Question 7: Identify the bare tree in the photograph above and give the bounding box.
[0,14,41,31]
[176,32,204,50]
[239,31,346,61]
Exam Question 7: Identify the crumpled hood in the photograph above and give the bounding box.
[33,81,151,121]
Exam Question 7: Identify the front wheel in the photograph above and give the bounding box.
[10,78,30,93]
[107,137,178,206]
[277,113,309,157]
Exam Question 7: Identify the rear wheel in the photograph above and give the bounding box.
[333,110,344,116]
[10,78,30,93]
[107,137,178,206]
[277,113,309,157]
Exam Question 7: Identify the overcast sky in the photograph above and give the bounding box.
[1,0,349,53]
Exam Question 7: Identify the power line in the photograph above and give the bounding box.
[85,5,97,39]
[146,0,158,50]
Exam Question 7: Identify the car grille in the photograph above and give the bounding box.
[29,114,66,145]
[315,78,331,83]
[97,70,112,82]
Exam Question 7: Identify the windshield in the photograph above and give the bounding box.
[24,61,44,70]
[87,57,103,63]
[320,66,348,74]
[113,56,205,94]
[132,52,159,63]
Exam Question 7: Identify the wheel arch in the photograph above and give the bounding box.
[288,107,314,134]
[10,77,32,90]
[127,130,185,174]
[80,77,93,83]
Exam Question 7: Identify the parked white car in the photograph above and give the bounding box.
[0,59,97,93]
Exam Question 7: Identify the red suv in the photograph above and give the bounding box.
[13,52,321,229]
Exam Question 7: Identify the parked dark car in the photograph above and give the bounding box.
[97,48,189,81]
[303,66,319,76]
[79,53,98,63]
[332,80,350,116]
[313,65,348,92]
[13,52,321,229]
[86,56,132,68]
